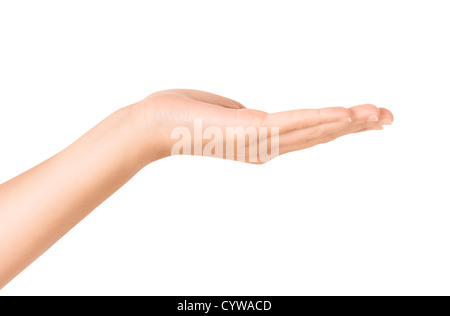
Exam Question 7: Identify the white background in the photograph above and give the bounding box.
[0,0,449,295]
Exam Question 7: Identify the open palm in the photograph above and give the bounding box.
[138,89,393,163]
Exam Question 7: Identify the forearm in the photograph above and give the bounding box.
[0,104,151,288]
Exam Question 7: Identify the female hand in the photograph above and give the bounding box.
[133,89,393,164]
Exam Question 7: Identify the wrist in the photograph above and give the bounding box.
[124,101,169,167]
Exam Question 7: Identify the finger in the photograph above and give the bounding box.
[378,107,394,125]
[167,89,246,109]
[264,107,351,133]
[279,121,351,150]
[279,124,364,155]
[280,116,388,155]
[348,104,381,123]
[352,108,393,129]
[278,105,393,150]
[355,125,384,133]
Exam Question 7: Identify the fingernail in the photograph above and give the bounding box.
[339,116,352,122]
[367,115,379,122]
[380,118,393,125]
[370,125,384,130]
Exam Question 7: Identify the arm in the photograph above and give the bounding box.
[0,104,151,287]
[0,89,393,288]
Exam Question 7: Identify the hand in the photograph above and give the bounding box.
[135,89,393,164]
[0,88,394,288]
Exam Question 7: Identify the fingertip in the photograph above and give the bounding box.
[365,104,381,119]
[379,107,394,122]
[349,104,381,123]
[378,108,394,125]
[329,107,352,122]
[235,101,247,109]
[344,107,352,121]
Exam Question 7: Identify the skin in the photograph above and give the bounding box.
[0,89,393,288]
